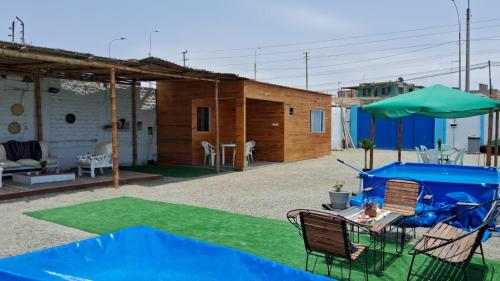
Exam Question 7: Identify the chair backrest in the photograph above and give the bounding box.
[0,145,6,161]
[449,149,465,165]
[299,211,351,260]
[420,145,428,151]
[96,143,112,155]
[440,144,453,151]
[383,179,419,215]
[415,147,421,162]
[201,141,213,156]
[426,150,440,164]
[419,150,430,163]
[245,141,256,155]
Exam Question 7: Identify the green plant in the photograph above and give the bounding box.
[359,138,375,170]
[333,180,345,192]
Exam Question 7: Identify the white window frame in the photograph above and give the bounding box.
[196,106,211,132]
[310,109,325,133]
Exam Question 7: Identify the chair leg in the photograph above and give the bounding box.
[90,168,95,178]
[407,255,416,281]
[204,155,206,166]
[479,243,486,267]
[100,167,104,175]
[77,166,82,176]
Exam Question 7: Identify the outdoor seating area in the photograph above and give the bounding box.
[201,140,256,167]
[415,145,465,164]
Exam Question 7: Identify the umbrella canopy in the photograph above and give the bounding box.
[362,84,500,119]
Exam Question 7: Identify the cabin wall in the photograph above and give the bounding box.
[0,75,156,169]
[246,98,284,162]
[156,80,244,167]
[244,81,331,162]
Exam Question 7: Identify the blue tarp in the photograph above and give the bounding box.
[0,226,332,281]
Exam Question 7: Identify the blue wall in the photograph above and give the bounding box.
[356,107,435,149]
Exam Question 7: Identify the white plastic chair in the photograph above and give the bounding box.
[76,143,113,177]
[246,141,256,163]
[415,147,422,162]
[425,149,440,164]
[447,149,465,165]
[201,141,216,166]
[419,145,428,151]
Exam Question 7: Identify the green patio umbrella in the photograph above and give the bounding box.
[361,84,500,166]
[362,84,500,119]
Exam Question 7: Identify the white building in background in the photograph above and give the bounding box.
[0,75,157,169]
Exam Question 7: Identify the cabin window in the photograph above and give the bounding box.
[196,106,210,132]
[310,110,325,133]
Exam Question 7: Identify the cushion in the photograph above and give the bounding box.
[96,143,112,156]
[39,141,49,159]
[77,159,97,166]
[41,158,58,165]
[16,159,41,168]
[0,145,6,160]
[0,160,22,169]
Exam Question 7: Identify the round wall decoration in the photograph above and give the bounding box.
[11,103,24,116]
[65,113,76,124]
[8,122,21,134]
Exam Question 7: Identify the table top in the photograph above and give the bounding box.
[220,143,236,147]
[337,206,402,234]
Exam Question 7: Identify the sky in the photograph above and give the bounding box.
[2,0,500,93]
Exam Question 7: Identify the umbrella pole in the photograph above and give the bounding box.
[495,110,499,167]
[397,118,402,162]
[370,116,375,170]
[487,109,493,167]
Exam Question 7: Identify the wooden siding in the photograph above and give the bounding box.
[156,80,244,167]
[246,98,284,162]
[244,81,331,162]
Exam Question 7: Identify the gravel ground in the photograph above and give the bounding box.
[0,149,498,261]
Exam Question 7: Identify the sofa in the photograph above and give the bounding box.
[0,141,58,176]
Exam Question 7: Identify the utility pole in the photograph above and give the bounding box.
[8,21,14,43]
[465,0,471,92]
[486,60,493,166]
[182,50,188,67]
[15,16,24,44]
[254,47,261,80]
[305,52,309,90]
[451,0,462,90]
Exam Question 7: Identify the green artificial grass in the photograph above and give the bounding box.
[122,165,225,178]
[27,197,499,281]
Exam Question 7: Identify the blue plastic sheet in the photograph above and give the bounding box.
[350,162,499,230]
[0,226,333,281]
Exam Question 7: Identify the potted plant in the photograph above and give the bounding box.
[329,180,350,210]
[359,138,375,171]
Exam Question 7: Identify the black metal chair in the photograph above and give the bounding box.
[406,199,499,281]
[287,209,369,281]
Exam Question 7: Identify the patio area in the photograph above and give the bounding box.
[0,170,163,201]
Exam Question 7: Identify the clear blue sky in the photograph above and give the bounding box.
[2,0,500,92]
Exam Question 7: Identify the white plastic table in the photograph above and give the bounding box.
[220,144,236,167]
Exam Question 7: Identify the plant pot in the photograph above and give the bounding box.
[364,208,377,218]
[329,191,350,210]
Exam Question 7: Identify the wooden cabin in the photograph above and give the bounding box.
[156,79,331,170]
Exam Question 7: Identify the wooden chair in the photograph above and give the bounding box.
[407,199,498,281]
[287,209,369,281]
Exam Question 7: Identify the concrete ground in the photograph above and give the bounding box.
[0,149,498,261]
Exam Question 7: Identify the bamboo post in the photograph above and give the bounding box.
[131,80,138,166]
[486,109,493,166]
[370,116,375,170]
[397,118,402,162]
[215,80,220,173]
[34,76,43,141]
[110,68,120,188]
[495,110,499,167]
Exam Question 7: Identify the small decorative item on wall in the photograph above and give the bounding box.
[48,87,60,93]
[11,103,24,116]
[8,122,21,134]
[148,126,153,135]
[65,113,76,124]
[137,121,143,131]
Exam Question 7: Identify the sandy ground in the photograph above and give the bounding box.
[0,149,498,261]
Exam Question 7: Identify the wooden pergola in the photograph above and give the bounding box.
[0,41,241,187]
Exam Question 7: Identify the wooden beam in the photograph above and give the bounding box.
[234,97,246,170]
[34,76,43,141]
[0,47,216,82]
[370,115,375,170]
[397,118,402,162]
[495,110,499,167]
[131,80,138,166]
[215,80,221,173]
[486,109,493,166]
[110,68,120,188]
